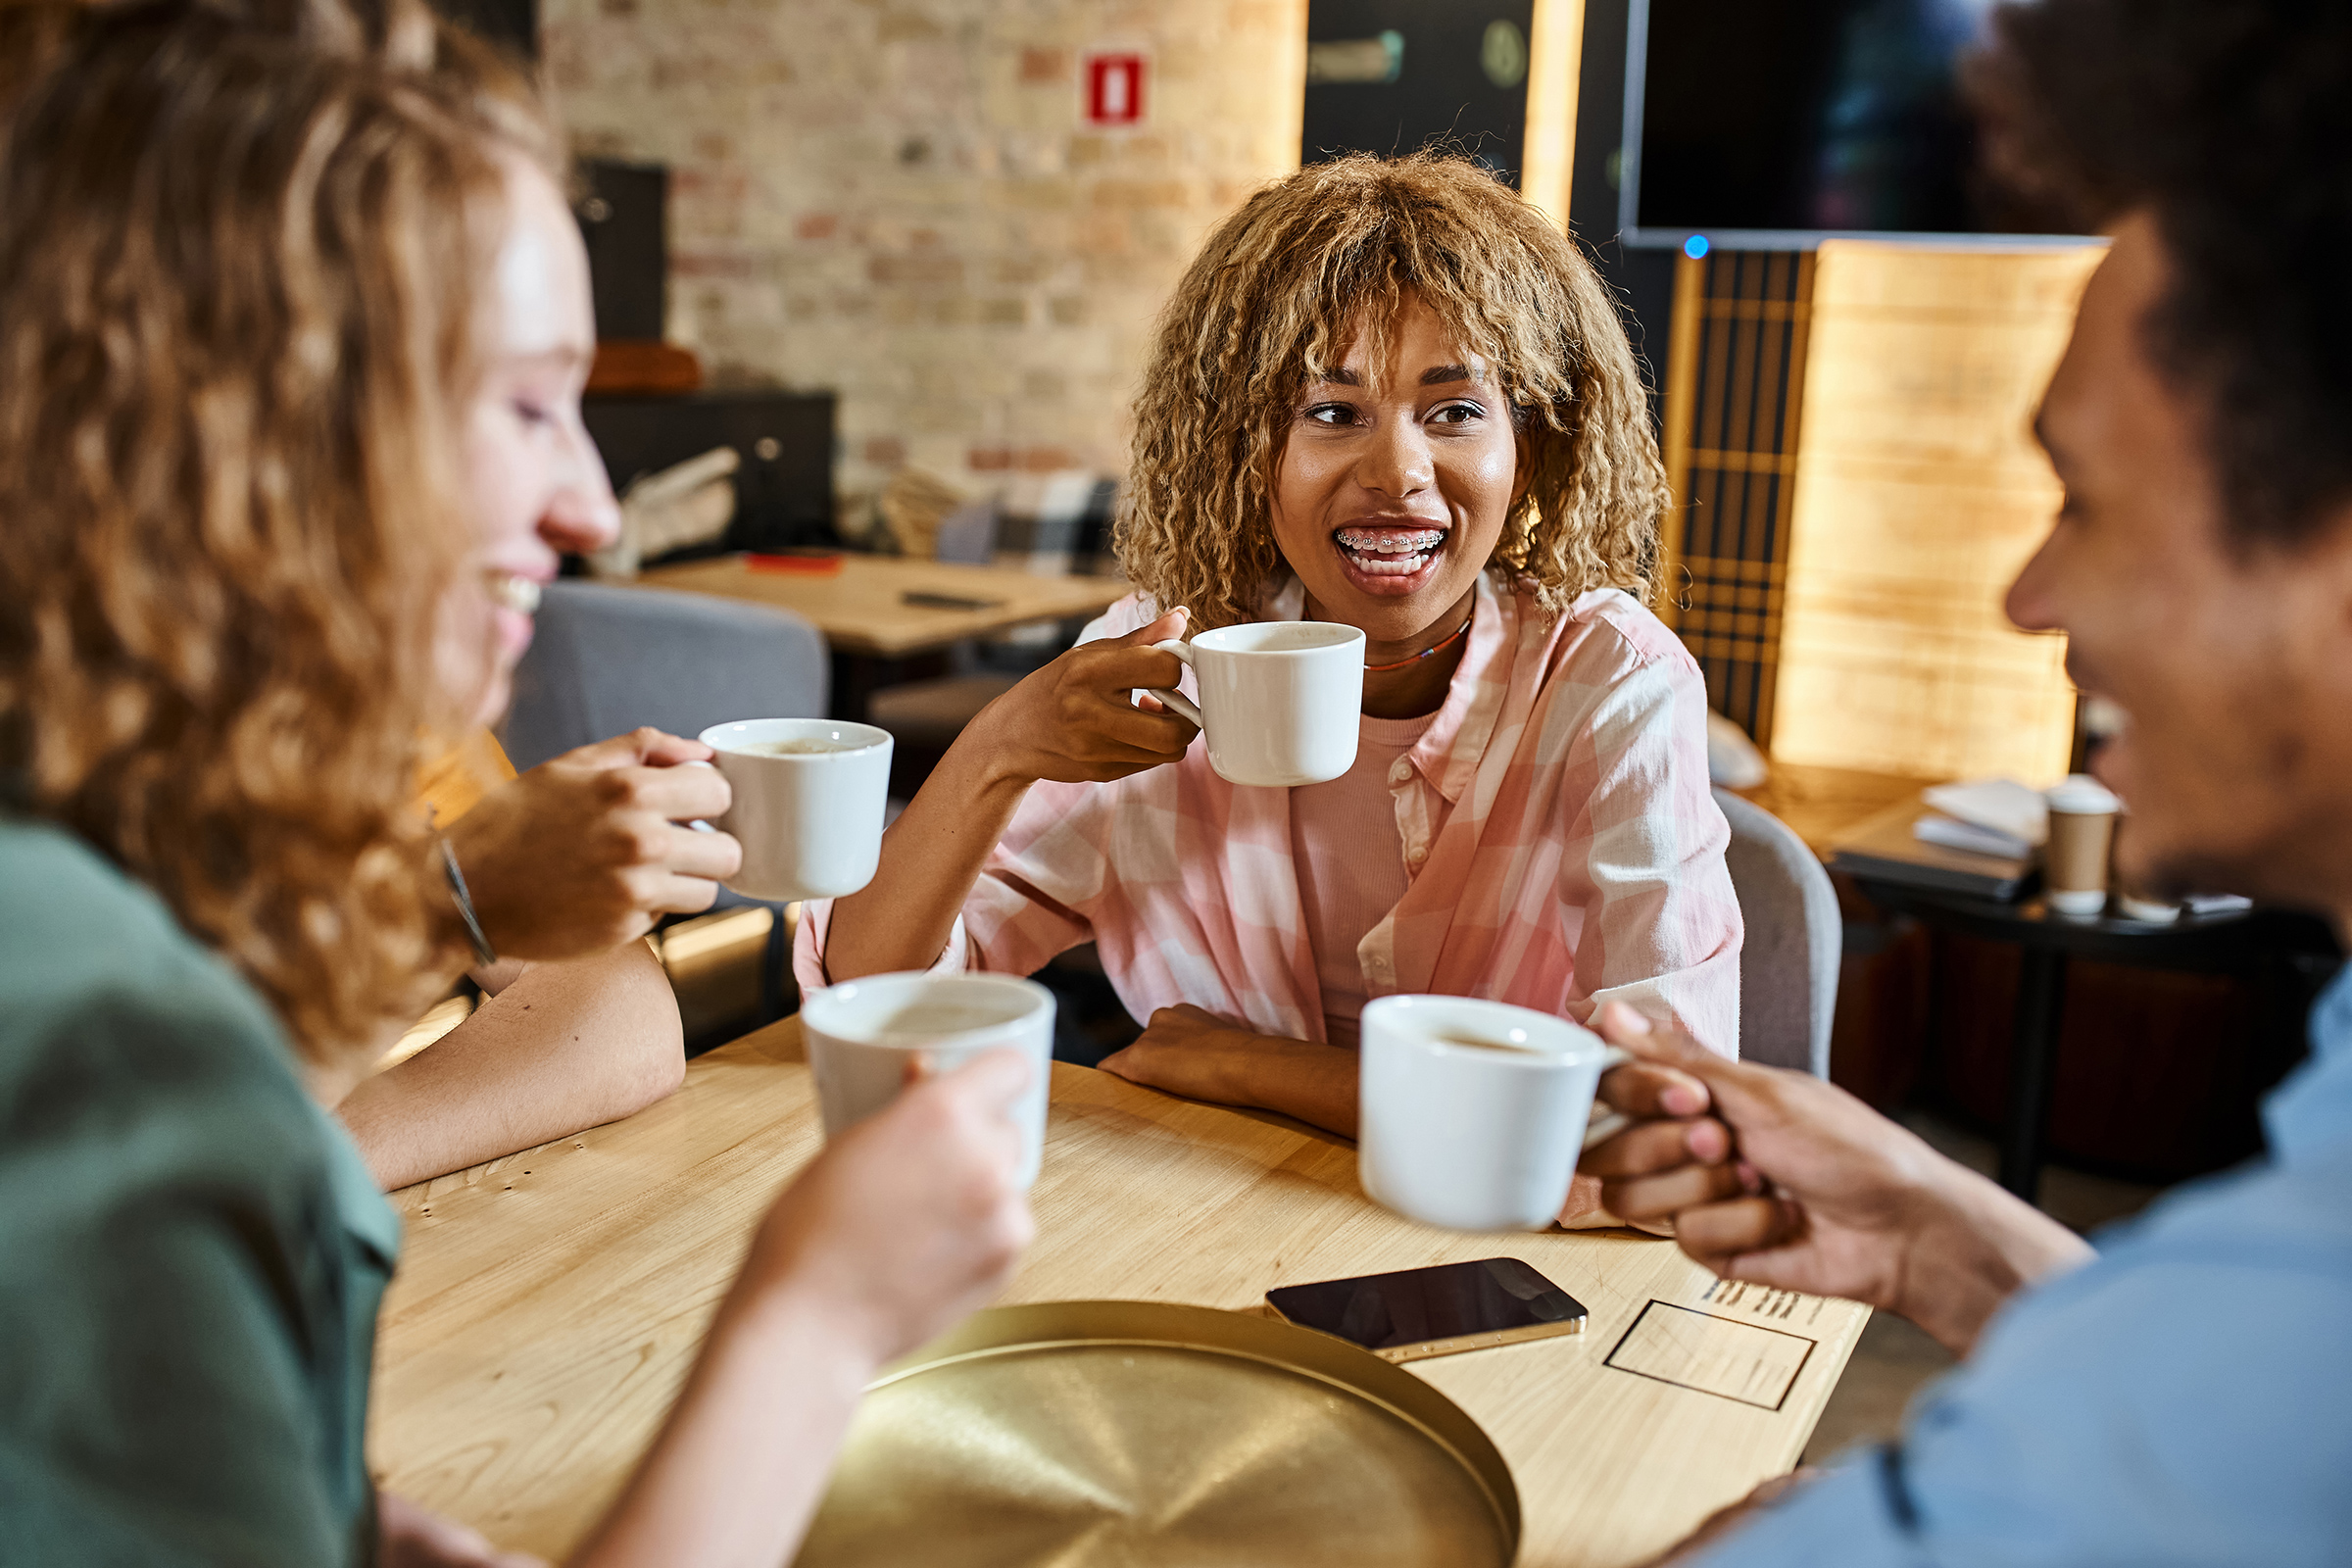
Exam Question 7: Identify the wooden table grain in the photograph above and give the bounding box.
[635,553,1130,659]
[372,1019,1867,1567]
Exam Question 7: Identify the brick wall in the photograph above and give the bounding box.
[543,0,1307,515]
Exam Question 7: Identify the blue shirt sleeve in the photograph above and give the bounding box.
[1684,1148,2352,1567]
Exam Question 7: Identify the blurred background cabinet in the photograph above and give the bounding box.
[583,391,839,557]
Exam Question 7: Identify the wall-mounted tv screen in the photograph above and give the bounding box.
[1620,0,2082,250]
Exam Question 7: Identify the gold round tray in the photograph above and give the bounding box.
[793,1299,1520,1567]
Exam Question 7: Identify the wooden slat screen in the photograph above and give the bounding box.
[1656,250,1813,744]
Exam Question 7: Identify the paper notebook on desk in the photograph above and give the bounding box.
[1828,797,2035,901]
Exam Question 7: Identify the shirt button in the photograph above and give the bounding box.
[1389,760,1412,784]
[1407,846,1426,865]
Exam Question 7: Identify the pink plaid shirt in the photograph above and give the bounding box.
[798,570,1742,1055]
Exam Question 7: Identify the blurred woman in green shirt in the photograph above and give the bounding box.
[0,4,1033,1564]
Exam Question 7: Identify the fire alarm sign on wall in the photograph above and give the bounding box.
[1084,52,1147,126]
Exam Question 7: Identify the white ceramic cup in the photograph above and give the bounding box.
[1145,621,1365,787]
[698,717,893,903]
[801,972,1056,1188]
[1357,995,1631,1232]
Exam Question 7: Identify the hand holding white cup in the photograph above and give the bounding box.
[1357,995,1631,1232]
[801,972,1057,1188]
[1143,621,1364,787]
[697,717,893,903]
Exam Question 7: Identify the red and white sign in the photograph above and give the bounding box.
[1084,52,1148,126]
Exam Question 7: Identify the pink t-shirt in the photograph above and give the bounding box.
[797,572,1742,1058]
[1292,710,1441,1050]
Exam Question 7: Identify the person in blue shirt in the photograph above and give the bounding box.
[1581,1,2352,1562]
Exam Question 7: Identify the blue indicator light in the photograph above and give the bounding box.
[1684,234,1711,260]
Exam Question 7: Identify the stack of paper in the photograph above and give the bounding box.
[1915,778,2047,859]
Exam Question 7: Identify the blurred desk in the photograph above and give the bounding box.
[1731,761,1937,859]
[636,553,1128,660]
[372,1018,1868,1568]
[1844,877,2334,1200]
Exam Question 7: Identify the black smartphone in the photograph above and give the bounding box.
[1265,1257,1590,1363]
[900,589,1003,611]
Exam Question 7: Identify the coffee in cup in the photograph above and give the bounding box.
[698,717,893,903]
[733,737,863,757]
[1356,995,1629,1232]
[2042,773,2121,916]
[800,972,1055,1187]
[1143,621,1364,787]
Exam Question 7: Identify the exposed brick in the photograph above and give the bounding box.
[878,11,945,42]
[547,0,1301,497]
[1092,178,1190,209]
[868,255,965,286]
[671,250,760,280]
[1019,46,1069,82]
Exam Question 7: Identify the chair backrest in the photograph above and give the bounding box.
[503,580,828,770]
[1713,787,1839,1077]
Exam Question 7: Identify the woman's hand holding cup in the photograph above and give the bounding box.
[959,609,1200,787]
[441,727,744,961]
[739,1048,1037,1369]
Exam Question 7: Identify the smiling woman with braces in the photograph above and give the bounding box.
[809,153,1742,1224]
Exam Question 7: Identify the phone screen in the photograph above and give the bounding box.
[1266,1258,1589,1360]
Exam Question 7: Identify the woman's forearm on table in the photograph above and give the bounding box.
[822,739,1030,981]
[1209,1039,1361,1137]
[337,942,684,1191]
[1105,1021,1362,1138]
[566,1283,874,1568]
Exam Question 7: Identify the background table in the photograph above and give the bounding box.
[637,553,1129,661]
[373,1020,1868,1567]
[1842,879,2336,1200]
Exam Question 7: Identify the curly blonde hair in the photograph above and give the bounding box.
[1120,152,1670,632]
[0,0,557,1065]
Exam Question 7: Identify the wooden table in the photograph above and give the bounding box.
[372,1021,1868,1567]
[637,553,1130,660]
[1729,761,1937,860]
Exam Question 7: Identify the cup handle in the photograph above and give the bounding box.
[1142,638,1204,729]
[1582,1045,1634,1151]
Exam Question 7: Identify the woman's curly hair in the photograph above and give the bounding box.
[1119,152,1669,632]
[0,0,556,1065]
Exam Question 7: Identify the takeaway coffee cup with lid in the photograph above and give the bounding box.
[2043,773,2122,916]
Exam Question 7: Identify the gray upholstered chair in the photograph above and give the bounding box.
[503,580,829,1022]
[1714,787,1840,1077]
[503,579,827,770]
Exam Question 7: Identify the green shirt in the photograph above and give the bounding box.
[0,817,397,1564]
